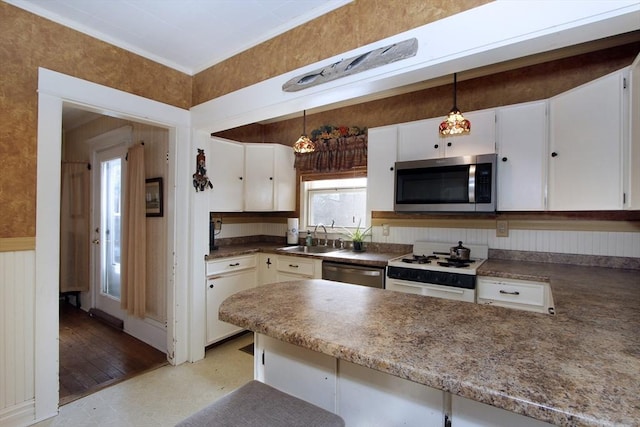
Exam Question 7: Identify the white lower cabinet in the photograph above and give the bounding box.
[258,253,278,285]
[476,276,555,315]
[451,395,553,427]
[205,255,257,345]
[338,360,444,426]
[255,334,337,412]
[275,254,322,281]
[254,333,444,425]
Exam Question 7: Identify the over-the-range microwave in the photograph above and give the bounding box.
[394,153,497,213]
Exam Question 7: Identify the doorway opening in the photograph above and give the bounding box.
[58,107,169,404]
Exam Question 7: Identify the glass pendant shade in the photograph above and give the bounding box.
[293,110,315,153]
[439,73,471,136]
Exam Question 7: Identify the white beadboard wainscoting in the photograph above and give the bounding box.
[218,222,640,259]
[0,250,36,426]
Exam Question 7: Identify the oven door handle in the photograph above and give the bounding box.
[392,280,464,294]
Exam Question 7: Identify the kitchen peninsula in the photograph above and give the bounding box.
[219,264,639,427]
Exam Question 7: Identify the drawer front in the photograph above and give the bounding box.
[477,278,545,307]
[276,256,315,277]
[207,254,257,276]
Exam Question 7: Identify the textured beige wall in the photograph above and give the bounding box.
[0,2,190,238]
[192,0,491,105]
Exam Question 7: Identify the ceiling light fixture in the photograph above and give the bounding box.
[293,110,315,153]
[439,73,471,136]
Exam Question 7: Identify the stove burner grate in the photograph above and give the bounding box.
[401,254,437,264]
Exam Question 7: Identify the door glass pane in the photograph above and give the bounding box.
[101,158,121,299]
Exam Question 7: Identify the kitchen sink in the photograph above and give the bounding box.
[278,245,340,254]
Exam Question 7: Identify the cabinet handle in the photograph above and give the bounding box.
[502,157,508,162]
[447,142,452,147]
[434,144,439,149]
[229,262,240,267]
[551,152,558,158]
[289,264,299,268]
[499,290,520,295]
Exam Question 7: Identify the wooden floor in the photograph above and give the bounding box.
[59,302,168,405]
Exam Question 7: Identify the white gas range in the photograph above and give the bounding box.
[386,241,488,303]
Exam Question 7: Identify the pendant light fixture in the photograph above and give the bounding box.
[293,110,315,153]
[439,73,471,136]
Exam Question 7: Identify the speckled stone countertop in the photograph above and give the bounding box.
[205,243,404,268]
[219,262,640,427]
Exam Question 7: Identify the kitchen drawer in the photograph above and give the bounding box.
[477,277,555,315]
[206,254,257,276]
[276,255,316,277]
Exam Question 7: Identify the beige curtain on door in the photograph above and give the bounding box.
[60,162,90,293]
[121,144,146,318]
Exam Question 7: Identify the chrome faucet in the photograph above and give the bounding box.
[313,223,328,246]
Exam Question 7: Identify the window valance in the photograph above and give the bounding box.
[294,126,367,172]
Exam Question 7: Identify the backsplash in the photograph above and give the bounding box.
[216,222,640,259]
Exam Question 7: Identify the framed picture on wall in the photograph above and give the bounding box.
[145,177,163,217]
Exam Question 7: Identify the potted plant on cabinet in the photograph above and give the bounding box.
[342,221,372,252]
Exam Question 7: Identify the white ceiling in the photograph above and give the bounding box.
[5,0,351,75]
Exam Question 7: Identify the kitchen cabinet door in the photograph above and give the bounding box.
[496,101,547,211]
[244,143,295,211]
[441,109,496,158]
[367,125,398,216]
[451,395,553,427]
[338,360,444,426]
[209,137,244,212]
[397,118,442,160]
[548,70,625,210]
[255,334,337,413]
[258,253,278,285]
[272,143,295,211]
[244,144,275,211]
[627,52,640,209]
[206,266,257,345]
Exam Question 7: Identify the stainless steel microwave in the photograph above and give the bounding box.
[394,154,497,213]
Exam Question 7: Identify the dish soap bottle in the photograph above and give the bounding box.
[305,231,312,247]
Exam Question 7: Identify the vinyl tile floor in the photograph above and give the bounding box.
[35,333,254,427]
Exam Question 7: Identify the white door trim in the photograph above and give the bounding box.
[36,68,191,422]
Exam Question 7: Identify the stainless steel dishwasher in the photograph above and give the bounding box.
[322,261,385,288]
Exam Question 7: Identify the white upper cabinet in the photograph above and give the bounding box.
[272,144,296,211]
[397,117,441,160]
[367,125,398,215]
[244,143,295,211]
[209,137,245,212]
[627,52,640,210]
[397,110,495,161]
[441,109,496,158]
[496,101,547,211]
[548,70,625,210]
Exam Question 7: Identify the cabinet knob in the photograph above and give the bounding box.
[447,142,452,147]
[209,284,214,289]
[434,144,439,149]
[551,152,558,158]
[502,157,508,162]
[269,177,273,180]
[389,166,394,171]
[239,176,243,180]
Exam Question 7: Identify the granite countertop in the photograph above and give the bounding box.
[219,261,640,427]
[205,243,402,268]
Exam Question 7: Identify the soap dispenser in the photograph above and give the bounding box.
[305,231,312,246]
